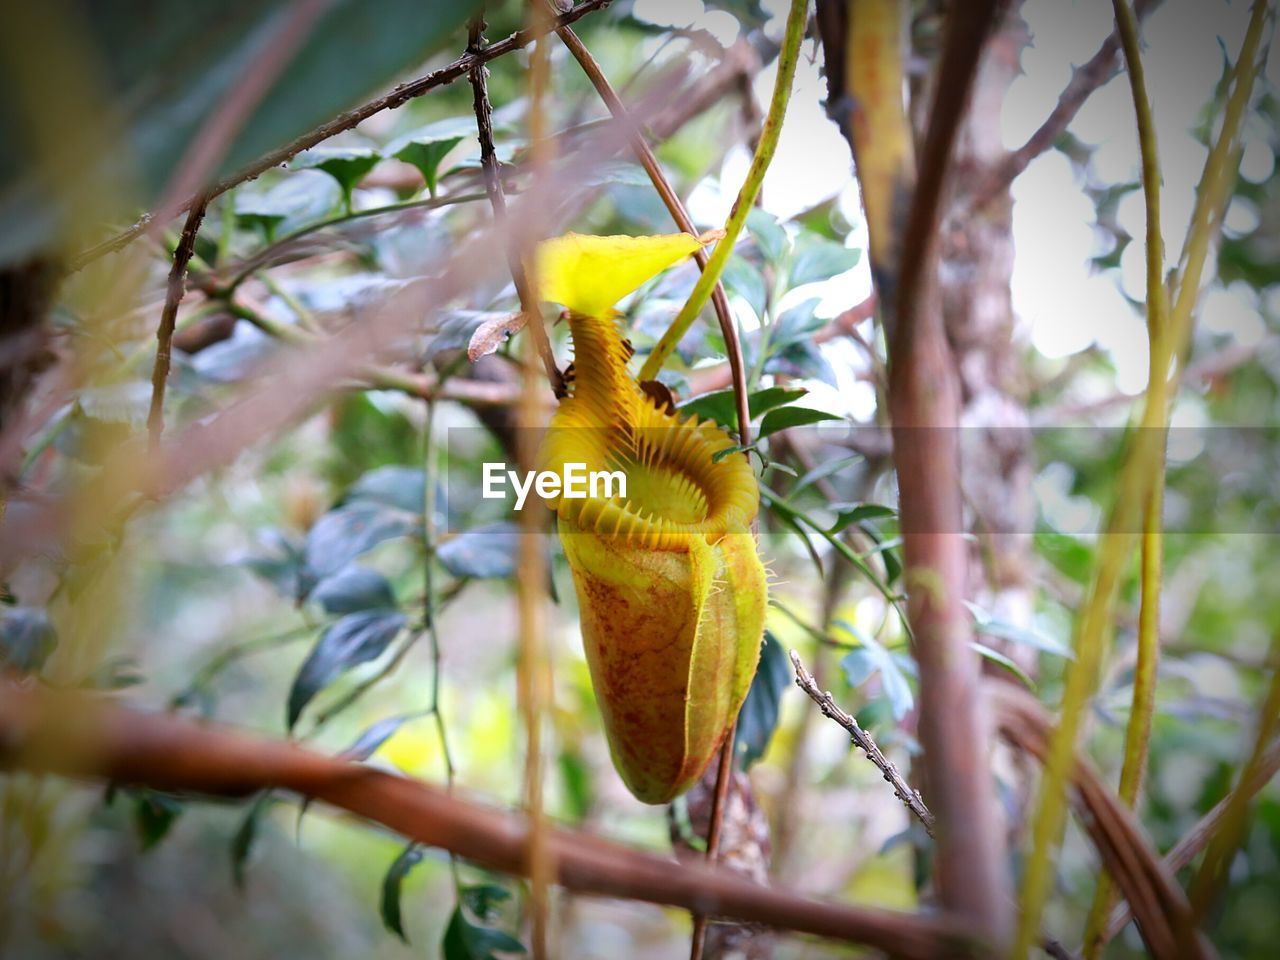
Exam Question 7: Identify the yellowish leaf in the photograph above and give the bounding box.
[533,231,712,317]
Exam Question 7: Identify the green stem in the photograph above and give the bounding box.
[1076,0,1173,951]
[760,485,908,625]
[636,0,808,382]
[225,191,489,291]
[1017,1,1269,954]
[259,272,321,334]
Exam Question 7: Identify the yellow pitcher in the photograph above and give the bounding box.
[534,232,767,804]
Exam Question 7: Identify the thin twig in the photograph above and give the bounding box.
[550,14,751,444]
[221,190,492,291]
[790,650,935,836]
[468,15,565,398]
[520,9,557,956]
[147,195,210,444]
[69,0,616,272]
[967,0,1159,214]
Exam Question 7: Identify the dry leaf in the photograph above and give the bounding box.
[466,311,526,362]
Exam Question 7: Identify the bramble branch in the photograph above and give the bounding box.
[466,14,564,397]
[147,195,210,444]
[70,0,615,271]
[966,0,1159,214]
[790,650,935,836]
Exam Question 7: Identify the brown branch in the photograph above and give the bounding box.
[790,650,936,836]
[0,683,987,958]
[688,717,738,960]
[990,685,1212,960]
[467,15,565,398]
[550,15,751,444]
[147,196,210,444]
[1101,735,1280,945]
[885,0,1012,938]
[69,0,616,272]
[967,0,1160,214]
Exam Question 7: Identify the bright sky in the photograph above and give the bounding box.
[635,0,1274,410]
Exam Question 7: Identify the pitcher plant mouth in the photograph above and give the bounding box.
[539,313,759,552]
[531,232,768,804]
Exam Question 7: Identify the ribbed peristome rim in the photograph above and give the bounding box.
[539,315,759,551]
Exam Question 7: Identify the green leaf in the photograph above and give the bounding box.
[134,791,183,851]
[971,641,1035,690]
[768,298,826,351]
[290,146,379,209]
[234,172,341,241]
[580,160,654,189]
[0,607,57,672]
[853,518,903,586]
[346,465,426,514]
[757,405,842,440]
[380,842,425,942]
[765,338,838,386]
[287,610,407,729]
[231,792,274,889]
[437,523,518,579]
[790,240,861,287]
[459,884,512,924]
[722,254,768,319]
[387,118,474,195]
[734,631,790,769]
[557,750,593,822]
[1,0,487,266]
[678,386,807,430]
[303,502,417,586]
[311,565,397,614]
[828,502,897,534]
[77,382,151,427]
[442,905,525,960]
[836,620,914,720]
[242,529,306,598]
[342,712,428,762]
[746,207,789,264]
[792,453,862,494]
[193,328,279,383]
[964,601,1072,658]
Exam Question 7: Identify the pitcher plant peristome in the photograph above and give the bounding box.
[532,232,767,804]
